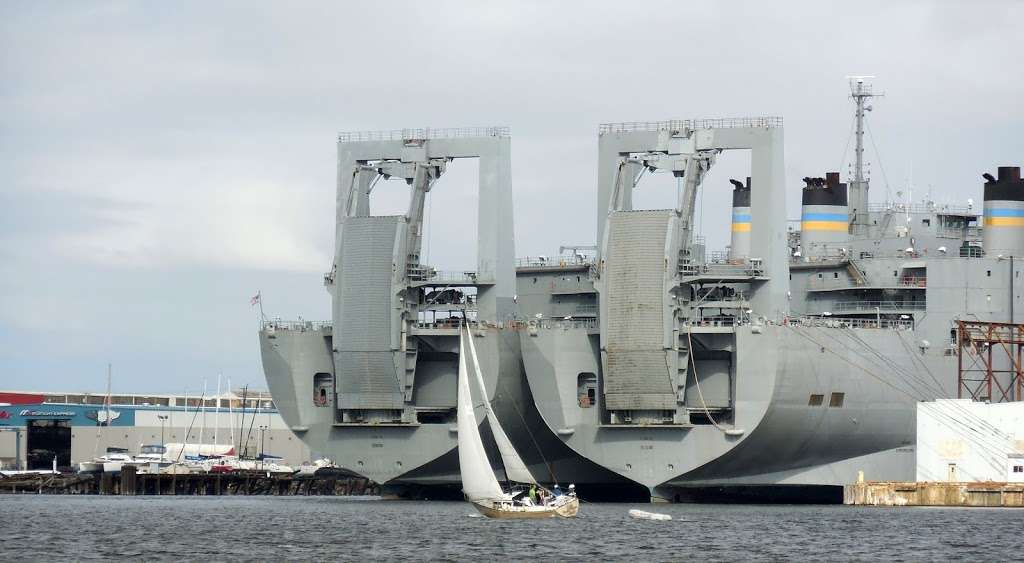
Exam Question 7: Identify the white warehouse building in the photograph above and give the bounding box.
[917,399,1024,483]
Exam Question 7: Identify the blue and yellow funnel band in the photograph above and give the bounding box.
[731,212,751,232]
[984,208,1024,226]
[985,217,1024,227]
[985,208,1024,217]
[801,212,848,222]
[802,221,848,232]
[801,212,847,232]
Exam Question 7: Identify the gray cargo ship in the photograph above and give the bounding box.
[260,80,1023,501]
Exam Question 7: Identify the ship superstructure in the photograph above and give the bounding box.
[260,83,1023,501]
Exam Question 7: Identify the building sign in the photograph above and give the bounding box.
[19,409,78,417]
[84,409,122,425]
[0,405,134,427]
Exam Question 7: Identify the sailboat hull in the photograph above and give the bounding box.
[471,498,579,519]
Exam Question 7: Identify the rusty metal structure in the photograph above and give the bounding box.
[957,320,1024,402]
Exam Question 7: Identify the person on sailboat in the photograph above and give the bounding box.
[553,484,563,498]
[528,484,538,505]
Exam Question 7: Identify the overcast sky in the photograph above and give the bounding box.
[2,1,1021,394]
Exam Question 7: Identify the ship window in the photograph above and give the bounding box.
[834,272,839,279]
[987,270,991,277]
[817,273,823,279]
[577,372,597,408]
[808,394,824,406]
[893,270,898,277]
[829,392,845,407]
[1014,465,1023,473]
[313,373,333,407]
[922,219,930,227]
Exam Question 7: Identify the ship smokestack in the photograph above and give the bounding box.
[983,166,1024,257]
[729,176,752,261]
[800,172,849,260]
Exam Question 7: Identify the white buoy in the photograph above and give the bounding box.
[628,509,672,521]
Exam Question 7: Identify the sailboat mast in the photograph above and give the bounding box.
[237,386,248,456]
[183,388,189,453]
[105,363,111,428]
[227,376,235,453]
[215,373,222,447]
[200,378,207,449]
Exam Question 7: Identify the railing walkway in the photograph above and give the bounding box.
[599,117,782,134]
[338,126,509,142]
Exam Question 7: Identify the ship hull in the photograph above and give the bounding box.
[260,325,635,495]
[261,320,951,499]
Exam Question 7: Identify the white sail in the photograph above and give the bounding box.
[457,328,504,502]
[465,326,537,485]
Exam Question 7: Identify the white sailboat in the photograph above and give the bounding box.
[457,325,578,519]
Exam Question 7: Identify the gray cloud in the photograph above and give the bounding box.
[1,0,1021,391]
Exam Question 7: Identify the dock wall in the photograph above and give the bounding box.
[845,481,1024,507]
[1,467,378,497]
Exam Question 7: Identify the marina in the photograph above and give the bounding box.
[1,466,377,497]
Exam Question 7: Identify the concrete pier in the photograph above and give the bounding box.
[845,481,1024,507]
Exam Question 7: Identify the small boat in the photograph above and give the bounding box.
[457,325,579,519]
[295,458,336,477]
[131,445,174,474]
[200,455,295,475]
[101,448,133,473]
[628,509,672,521]
[78,447,132,474]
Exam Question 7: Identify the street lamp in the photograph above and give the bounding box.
[258,425,268,469]
[157,415,168,446]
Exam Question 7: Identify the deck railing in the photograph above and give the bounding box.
[338,126,510,142]
[263,320,332,331]
[788,316,914,330]
[830,300,925,312]
[599,117,782,134]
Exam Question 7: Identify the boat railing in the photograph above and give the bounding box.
[262,320,333,332]
[516,255,592,268]
[680,260,765,278]
[936,226,981,239]
[599,116,783,134]
[798,248,993,262]
[867,202,974,215]
[788,316,914,330]
[806,276,926,290]
[407,267,494,285]
[829,300,926,312]
[529,318,599,330]
[338,126,510,142]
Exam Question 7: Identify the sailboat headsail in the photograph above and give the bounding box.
[457,328,504,502]
[465,326,537,485]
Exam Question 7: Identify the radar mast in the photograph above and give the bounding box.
[847,76,881,231]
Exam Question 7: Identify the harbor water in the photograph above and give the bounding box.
[2,496,1019,561]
